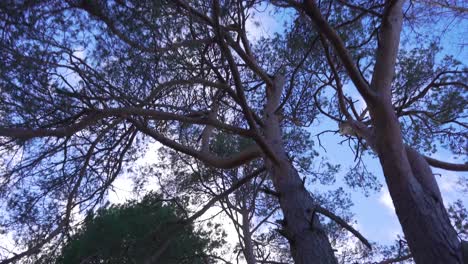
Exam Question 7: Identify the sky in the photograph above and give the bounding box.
[242,2,468,246]
[0,2,466,263]
[104,2,468,259]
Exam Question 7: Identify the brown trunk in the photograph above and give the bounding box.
[303,0,463,261]
[241,207,257,264]
[370,99,462,264]
[263,76,337,264]
[268,162,338,264]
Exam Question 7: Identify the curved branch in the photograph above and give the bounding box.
[314,205,372,250]
[0,107,253,140]
[424,156,468,171]
[302,0,376,102]
[101,107,252,137]
[377,254,412,264]
[130,118,262,169]
[181,167,266,224]
[0,113,104,139]
[320,35,353,121]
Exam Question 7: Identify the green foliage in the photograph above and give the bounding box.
[394,43,468,155]
[447,200,468,240]
[56,193,217,264]
[344,161,382,196]
[211,132,255,158]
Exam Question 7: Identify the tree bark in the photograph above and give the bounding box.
[368,1,462,261]
[302,0,464,261]
[263,74,338,264]
[369,99,462,264]
[241,207,257,264]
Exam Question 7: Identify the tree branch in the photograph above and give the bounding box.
[423,156,468,171]
[0,107,253,140]
[368,0,405,97]
[320,35,354,121]
[181,166,265,224]
[211,0,280,165]
[302,0,376,102]
[377,254,412,264]
[130,118,262,169]
[314,205,372,250]
[0,123,116,264]
[0,113,104,139]
[396,70,467,112]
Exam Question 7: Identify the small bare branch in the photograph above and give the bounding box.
[314,205,372,250]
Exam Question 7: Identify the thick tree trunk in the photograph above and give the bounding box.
[370,100,462,264]
[302,0,462,261]
[268,161,338,264]
[241,207,257,264]
[263,76,337,264]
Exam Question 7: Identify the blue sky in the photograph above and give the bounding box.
[1,3,465,263]
[107,3,467,254]
[243,2,468,246]
[106,0,468,250]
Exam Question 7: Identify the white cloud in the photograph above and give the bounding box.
[384,228,403,241]
[108,176,134,204]
[437,172,458,193]
[434,169,464,206]
[245,4,282,41]
[246,15,278,40]
[72,47,86,60]
[0,232,17,259]
[378,189,395,213]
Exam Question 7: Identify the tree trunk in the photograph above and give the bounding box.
[269,161,338,264]
[302,0,463,261]
[370,99,462,264]
[263,75,338,264]
[241,207,257,264]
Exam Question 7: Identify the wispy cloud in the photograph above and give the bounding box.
[108,176,134,204]
[378,189,395,213]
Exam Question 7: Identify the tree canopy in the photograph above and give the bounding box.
[55,192,224,264]
[0,0,466,263]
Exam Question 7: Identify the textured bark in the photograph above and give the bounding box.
[241,207,257,264]
[370,99,462,264]
[302,0,464,261]
[263,75,337,264]
[368,1,462,261]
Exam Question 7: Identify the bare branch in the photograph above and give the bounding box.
[424,156,468,171]
[302,0,376,102]
[181,166,266,224]
[377,253,412,264]
[130,118,262,169]
[314,205,372,250]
